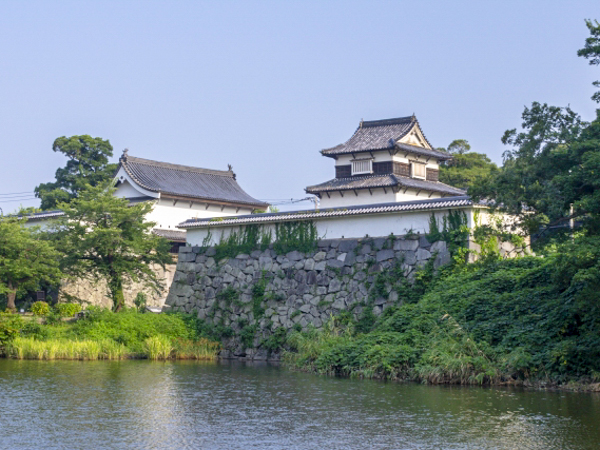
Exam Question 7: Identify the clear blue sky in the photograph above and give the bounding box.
[0,0,598,211]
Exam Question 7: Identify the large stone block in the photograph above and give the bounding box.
[376,249,395,262]
[286,251,304,261]
[430,240,447,254]
[393,239,419,251]
[338,239,358,253]
[416,248,431,261]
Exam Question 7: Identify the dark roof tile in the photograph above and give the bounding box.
[305,174,465,196]
[119,154,268,208]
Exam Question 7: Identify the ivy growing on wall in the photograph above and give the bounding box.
[428,210,469,255]
[207,221,318,259]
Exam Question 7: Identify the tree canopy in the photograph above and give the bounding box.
[35,135,117,210]
[438,140,499,191]
[0,219,63,310]
[54,183,171,311]
[471,21,600,241]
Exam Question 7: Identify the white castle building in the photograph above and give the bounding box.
[305,116,465,208]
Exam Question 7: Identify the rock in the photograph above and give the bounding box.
[373,237,386,250]
[416,248,431,261]
[287,251,304,261]
[180,246,193,253]
[332,298,346,309]
[304,258,315,271]
[314,251,327,262]
[306,271,317,285]
[419,235,431,249]
[397,251,417,265]
[336,252,347,262]
[314,261,327,271]
[299,304,311,313]
[393,239,419,251]
[434,249,452,269]
[430,240,447,254]
[205,257,215,268]
[343,251,356,266]
[205,247,216,257]
[328,278,342,293]
[359,244,372,255]
[259,256,273,270]
[326,259,344,269]
[376,249,395,262]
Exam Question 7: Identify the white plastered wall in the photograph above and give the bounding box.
[185,207,474,247]
[317,188,443,209]
[146,199,254,230]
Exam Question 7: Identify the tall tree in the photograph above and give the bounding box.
[0,219,63,310]
[471,20,600,239]
[35,135,117,210]
[438,140,499,190]
[55,183,172,311]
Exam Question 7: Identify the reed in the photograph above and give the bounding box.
[6,337,130,360]
[144,335,173,360]
[173,338,220,360]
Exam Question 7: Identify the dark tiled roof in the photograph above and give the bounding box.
[152,228,186,242]
[119,153,268,208]
[395,143,453,161]
[21,210,65,221]
[305,174,466,196]
[321,116,452,161]
[180,196,477,229]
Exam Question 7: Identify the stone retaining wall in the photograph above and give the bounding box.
[165,234,451,360]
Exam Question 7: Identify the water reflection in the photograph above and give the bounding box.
[0,359,598,449]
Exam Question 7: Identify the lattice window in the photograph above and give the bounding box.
[351,159,373,175]
[411,162,426,179]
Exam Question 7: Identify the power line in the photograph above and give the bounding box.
[0,191,35,196]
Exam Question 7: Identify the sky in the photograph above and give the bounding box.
[0,0,598,212]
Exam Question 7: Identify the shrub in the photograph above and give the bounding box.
[56,303,82,318]
[31,301,50,316]
[0,312,24,345]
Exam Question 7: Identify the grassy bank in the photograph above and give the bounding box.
[285,254,600,388]
[0,308,220,361]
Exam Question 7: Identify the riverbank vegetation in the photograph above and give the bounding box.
[0,308,220,361]
[285,241,600,388]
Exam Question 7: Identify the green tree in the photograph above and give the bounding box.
[55,183,172,311]
[471,20,600,239]
[0,219,63,310]
[577,19,600,103]
[35,135,117,210]
[438,140,499,190]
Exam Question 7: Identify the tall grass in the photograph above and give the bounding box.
[173,338,220,360]
[6,337,128,360]
[144,335,173,360]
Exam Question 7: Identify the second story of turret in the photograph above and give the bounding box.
[306,115,465,208]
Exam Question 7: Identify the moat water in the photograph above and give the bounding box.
[0,359,598,449]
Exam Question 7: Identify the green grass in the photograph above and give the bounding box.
[0,308,220,361]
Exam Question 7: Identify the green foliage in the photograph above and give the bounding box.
[56,303,82,318]
[0,312,24,346]
[1,308,220,360]
[286,241,600,385]
[262,326,287,353]
[54,183,172,311]
[439,149,499,191]
[134,293,147,311]
[31,301,50,316]
[145,335,173,360]
[213,225,272,259]
[471,23,600,243]
[273,221,318,254]
[34,135,117,210]
[0,218,63,310]
[251,276,267,320]
[427,210,469,256]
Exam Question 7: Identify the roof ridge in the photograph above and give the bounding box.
[122,154,234,178]
[361,116,414,127]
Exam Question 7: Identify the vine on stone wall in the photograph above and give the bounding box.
[428,210,469,256]
[208,221,318,259]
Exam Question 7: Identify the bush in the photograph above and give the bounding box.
[56,303,82,318]
[0,312,24,345]
[286,251,600,385]
[31,301,50,316]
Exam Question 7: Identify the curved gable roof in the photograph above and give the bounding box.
[118,153,268,209]
[321,116,452,161]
